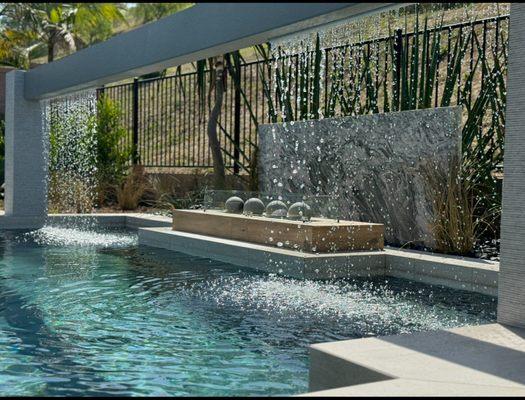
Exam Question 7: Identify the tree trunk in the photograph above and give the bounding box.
[47,40,54,62]
[207,59,226,189]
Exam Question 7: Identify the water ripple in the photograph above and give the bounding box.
[20,226,137,248]
[0,229,496,396]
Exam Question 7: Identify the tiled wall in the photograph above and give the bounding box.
[498,3,525,328]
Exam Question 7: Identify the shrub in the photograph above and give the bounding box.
[426,163,475,255]
[422,157,494,256]
[47,99,98,213]
[145,174,181,208]
[48,171,94,213]
[92,94,132,204]
[46,93,131,212]
[116,165,148,210]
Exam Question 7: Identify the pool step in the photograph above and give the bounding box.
[138,226,498,296]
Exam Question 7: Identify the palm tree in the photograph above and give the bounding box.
[128,3,193,25]
[0,28,39,69]
[0,3,125,63]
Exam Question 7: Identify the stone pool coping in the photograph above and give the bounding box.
[302,323,525,397]
[138,226,499,296]
[0,211,172,229]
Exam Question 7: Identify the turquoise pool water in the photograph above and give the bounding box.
[0,226,497,396]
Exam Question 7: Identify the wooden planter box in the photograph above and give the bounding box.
[172,209,384,253]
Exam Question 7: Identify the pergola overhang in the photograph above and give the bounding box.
[24,2,399,100]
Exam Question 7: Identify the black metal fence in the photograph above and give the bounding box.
[97,13,509,172]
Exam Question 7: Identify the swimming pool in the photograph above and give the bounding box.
[0,226,496,396]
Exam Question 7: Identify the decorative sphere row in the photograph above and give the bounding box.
[244,198,265,215]
[225,196,244,213]
[287,201,312,220]
[224,196,311,220]
[265,200,288,218]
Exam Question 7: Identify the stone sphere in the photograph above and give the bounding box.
[225,196,244,213]
[265,200,288,218]
[287,201,312,220]
[243,198,265,215]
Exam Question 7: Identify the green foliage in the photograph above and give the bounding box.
[48,106,97,177]
[47,94,131,210]
[263,34,324,123]
[128,3,193,24]
[0,3,126,65]
[0,28,38,69]
[0,3,196,68]
[47,101,98,213]
[74,9,115,47]
[92,94,132,187]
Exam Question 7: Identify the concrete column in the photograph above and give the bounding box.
[498,3,525,328]
[2,70,46,229]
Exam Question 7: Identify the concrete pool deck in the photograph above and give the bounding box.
[303,323,525,397]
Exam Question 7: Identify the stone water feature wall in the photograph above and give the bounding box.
[258,107,462,249]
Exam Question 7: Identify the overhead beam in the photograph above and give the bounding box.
[24,2,398,100]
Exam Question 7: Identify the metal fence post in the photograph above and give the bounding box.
[393,28,403,111]
[132,78,139,165]
[97,86,105,102]
[233,68,241,175]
